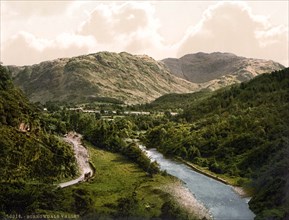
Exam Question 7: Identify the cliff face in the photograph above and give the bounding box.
[8,52,198,104]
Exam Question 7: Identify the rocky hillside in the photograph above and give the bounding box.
[162,52,284,90]
[7,52,198,104]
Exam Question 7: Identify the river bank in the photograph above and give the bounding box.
[162,181,212,220]
[177,158,250,198]
[178,157,228,184]
[78,142,212,219]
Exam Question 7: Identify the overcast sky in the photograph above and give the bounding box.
[1,1,288,66]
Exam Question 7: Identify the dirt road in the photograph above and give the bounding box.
[59,132,93,188]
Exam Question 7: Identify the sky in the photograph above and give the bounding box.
[0,1,288,66]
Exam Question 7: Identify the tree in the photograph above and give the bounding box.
[95,112,101,120]
[116,196,138,217]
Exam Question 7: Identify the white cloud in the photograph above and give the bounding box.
[1,32,95,65]
[177,2,288,66]
[1,1,288,66]
[1,1,170,65]
[78,1,165,54]
[2,1,72,17]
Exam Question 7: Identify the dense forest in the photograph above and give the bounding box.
[144,68,289,219]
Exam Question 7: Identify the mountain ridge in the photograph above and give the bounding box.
[162,52,284,89]
[6,51,284,105]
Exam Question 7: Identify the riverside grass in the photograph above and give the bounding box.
[59,142,199,219]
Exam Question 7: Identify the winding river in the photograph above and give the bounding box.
[140,145,255,220]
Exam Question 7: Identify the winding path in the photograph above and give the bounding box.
[59,132,93,188]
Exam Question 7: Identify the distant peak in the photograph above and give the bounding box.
[181,52,238,59]
[162,51,284,84]
[211,52,237,56]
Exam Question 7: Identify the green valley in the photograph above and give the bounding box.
[0,65,203,219]
[1,1,287,219]
[1,62,289,220]
[56,144,202,219]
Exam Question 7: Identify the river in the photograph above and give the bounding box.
[140,145,255,220]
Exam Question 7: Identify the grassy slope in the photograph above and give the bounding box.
[59,143,199,219]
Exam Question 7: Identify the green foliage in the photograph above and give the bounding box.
[83,119,160,175]
[0,65,13,90]
[160,200,195,220]
[44,101,61,112]
[145,68,289,219]
[249,147,289,219]
[0,65,77,215]
[0,127,76,182]
[141,90,212,111]
[72,188,94,215]
[0,182,68,215]
[115,195,138,218]
[50,108,160,175]
[127,114,170,130]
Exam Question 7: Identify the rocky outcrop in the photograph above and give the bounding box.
[19,122,31,132]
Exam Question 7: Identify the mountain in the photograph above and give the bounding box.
[162,52,284,90]
[8,51,284,105]
[7,52,198,104]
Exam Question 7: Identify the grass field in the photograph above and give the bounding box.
[60,142,188,219]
